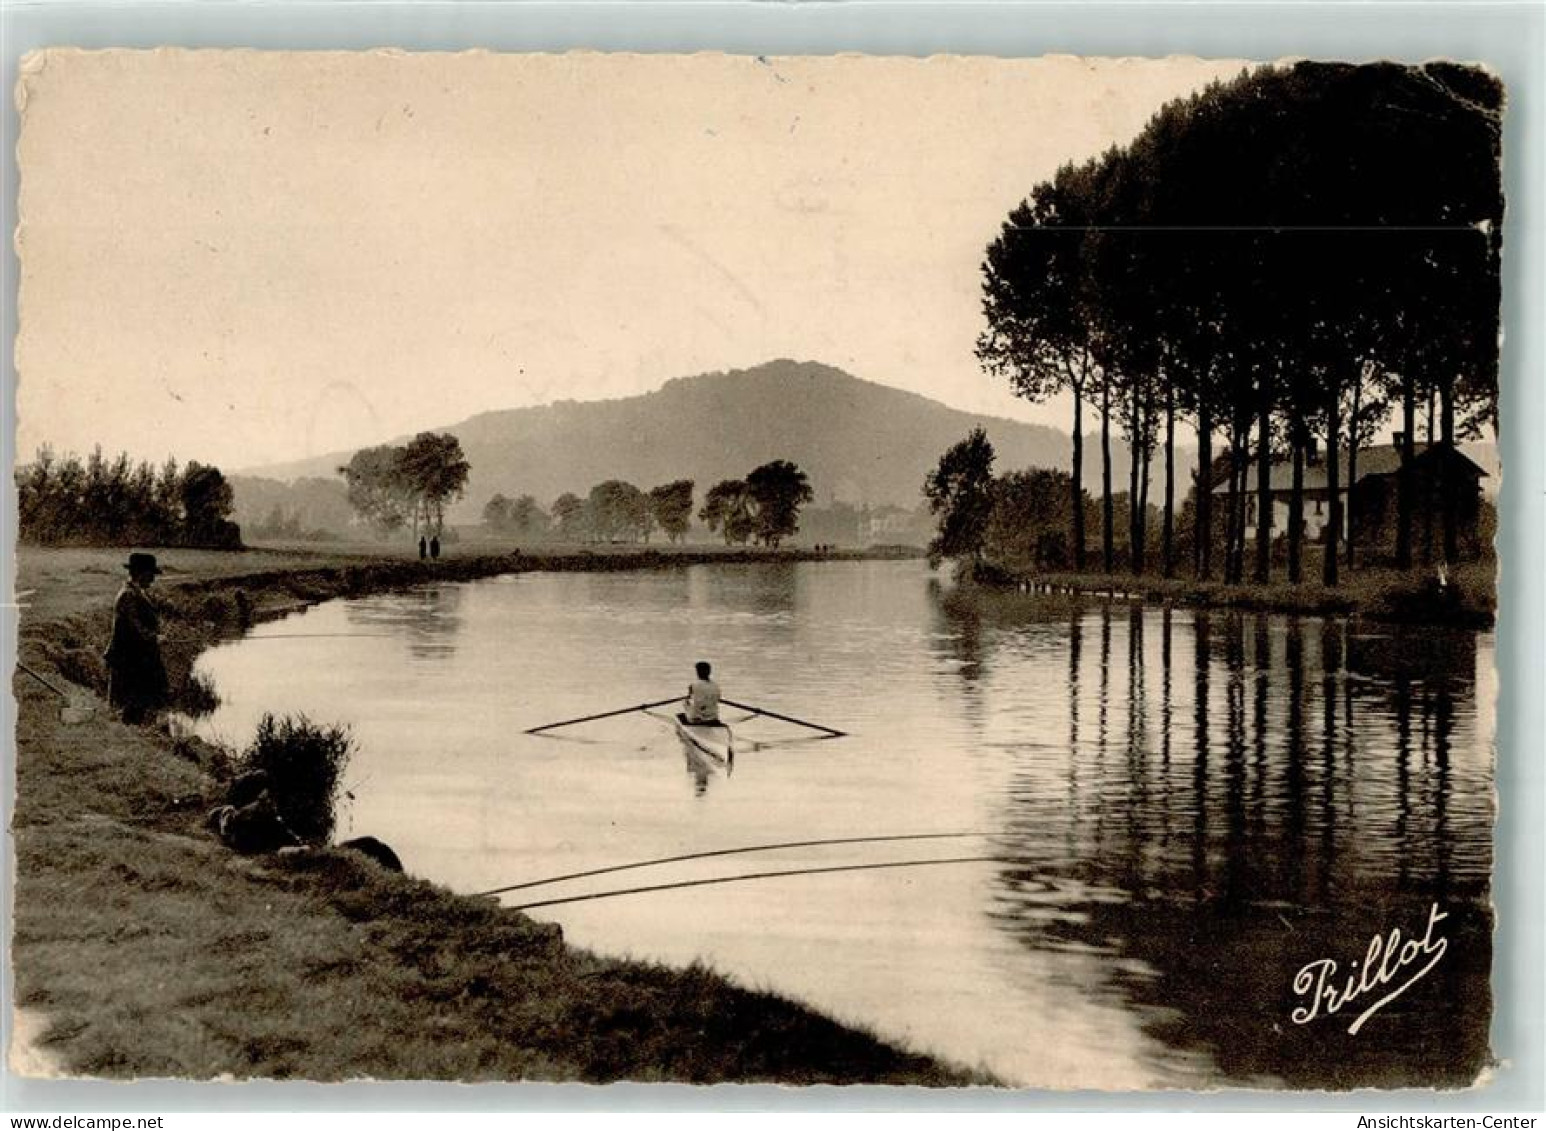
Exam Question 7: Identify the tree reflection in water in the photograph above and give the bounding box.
[927,588,1491,1088]
[344,585,465,661]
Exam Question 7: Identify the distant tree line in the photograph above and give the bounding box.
[16,446,241,548]
[975,61,1501,586]
[480,462,815,548]
[233,476,352,542]
[482,493,550,538]
[337,433,470,538]
[483,478,696,544]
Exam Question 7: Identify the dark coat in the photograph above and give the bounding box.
[104,582,167,719]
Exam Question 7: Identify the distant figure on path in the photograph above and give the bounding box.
[104,552,168,724]
[429,535,441,560]
[418,536,427,560]
[684,660,721,725]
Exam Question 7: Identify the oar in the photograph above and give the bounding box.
[524,696,683,735]
[720,697,846,739]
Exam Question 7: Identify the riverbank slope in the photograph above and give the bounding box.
[10,542,979,1084]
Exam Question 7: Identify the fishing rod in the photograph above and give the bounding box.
[243,632,398,640]
[474,830,995,897]
[504,854,1011,912]
[165,630,396,642]
[16,660,72,701]
[15,661,97,724]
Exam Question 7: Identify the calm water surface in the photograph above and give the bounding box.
[190,560,1494,1088]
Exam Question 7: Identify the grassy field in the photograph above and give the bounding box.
[10,543,983,1085]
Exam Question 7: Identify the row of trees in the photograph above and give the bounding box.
[16,446,241,547]
[337,432,471,538]
[481,463,816,548]
[485,481,694,544]
[546,479,697,544]
[976,61,1502,586]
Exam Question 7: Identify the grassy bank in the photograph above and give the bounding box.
[11,543,981,1084]
[995,560,1496,627]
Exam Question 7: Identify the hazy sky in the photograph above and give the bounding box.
[16,50,1247,470]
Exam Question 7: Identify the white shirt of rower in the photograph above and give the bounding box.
[685,678,721,724]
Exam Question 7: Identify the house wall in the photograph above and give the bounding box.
[1240,492,1344,541]
[1212,449,1486,562]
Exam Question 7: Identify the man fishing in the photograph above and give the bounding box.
[684,660,721,725]
[104,551,169,724]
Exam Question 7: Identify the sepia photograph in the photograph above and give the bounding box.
[9,48,1505,1091]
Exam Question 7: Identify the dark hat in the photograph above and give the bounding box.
[125,552,163,575]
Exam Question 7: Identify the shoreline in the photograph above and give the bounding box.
[11,542,983,1085]
[968,560,1496,629]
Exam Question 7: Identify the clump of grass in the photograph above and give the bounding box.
[237,714,354,843]
[177,669,222,717]
[198,592,235,625]
[169,731,235,777]
[1350,567,1494,627]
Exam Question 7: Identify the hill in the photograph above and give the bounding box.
[242,360,1120,518]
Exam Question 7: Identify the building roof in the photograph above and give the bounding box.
[1210,443,1487,495]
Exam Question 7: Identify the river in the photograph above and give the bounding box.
[187,558,1495,1089]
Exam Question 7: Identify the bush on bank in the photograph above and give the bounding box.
[237,714,355,843]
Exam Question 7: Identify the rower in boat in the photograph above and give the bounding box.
[684,661,720,726]
[676,661,734,766]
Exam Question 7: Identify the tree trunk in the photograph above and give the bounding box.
[1346,437,1359,574]
[1223,438,1239,584]
[1324,396,1341,588]
[1072,385,1086,572]
[1421,385,1438,566]
[1102,382,1114,575]
[1288,437,1304,584]
[1197,406,1213,581]
[1346,379,1361,571]
[1254,375,1272,584]
[1226,428,1249,584]
[1422,473,1436,565]
[1396,375,1416,569]
[1138,429,1152,576]
[1441,379,1458,563]
[1163,379,1176,579]
[1234,433,1250,583]
[1129,396,1143,576]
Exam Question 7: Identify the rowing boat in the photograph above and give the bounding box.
[672,712,735,765]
